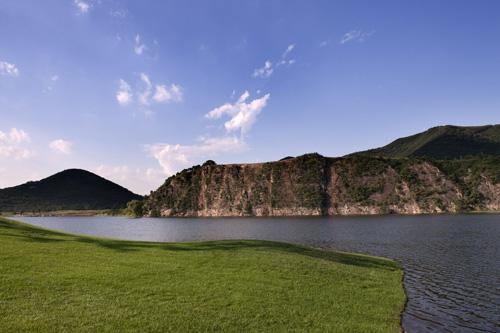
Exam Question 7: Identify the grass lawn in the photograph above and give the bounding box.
[0,217,405,332]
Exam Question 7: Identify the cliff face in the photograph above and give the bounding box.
[143,154,500,217]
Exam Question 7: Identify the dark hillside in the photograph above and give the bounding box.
[0,169,142,212]
[352,125,500,159]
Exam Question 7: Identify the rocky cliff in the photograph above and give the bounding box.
[143,154,499,217]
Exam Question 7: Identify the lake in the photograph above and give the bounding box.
[15,214,499,333]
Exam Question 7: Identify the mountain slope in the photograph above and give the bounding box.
[0,169,142,212]
[352,125,500,159]
[143,154,499,217]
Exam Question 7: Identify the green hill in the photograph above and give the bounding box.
[352,124,500,159]
[0,169,142,212]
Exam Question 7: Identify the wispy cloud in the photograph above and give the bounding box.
[116,79,132,105]
[206,91,270,135]
[252,44,296,78]
[0,128,33,159]
[277,43,296,67]
[8,128,30,143]
[153,84,183,103]
[74,0,91,14]
[340,30,375,44]
[281,44,295,59]
[0,60,19,77]
[49,139,73,154]
[147,136,246,176]
[138,73,153,106]
[116,74,183,110]
[134,34,147,55]
[148,90,270,176]
[252,60,273,78]
[94,165,164,195]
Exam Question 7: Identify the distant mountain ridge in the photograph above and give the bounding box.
[351,125,500,159]
[2,124,499,216]
[0,169,142,212]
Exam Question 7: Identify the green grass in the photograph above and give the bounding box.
[0,217,405,332]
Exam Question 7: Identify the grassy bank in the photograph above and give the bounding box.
[0,217,405,332]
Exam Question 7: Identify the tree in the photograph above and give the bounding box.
[126,200,144,218]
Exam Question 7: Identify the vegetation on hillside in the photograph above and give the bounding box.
[0,169,142,213]
[0,217,405,332]
[352,125,500,159]
[125,200,144,218]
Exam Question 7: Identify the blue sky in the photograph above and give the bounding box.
[1,0,499,194]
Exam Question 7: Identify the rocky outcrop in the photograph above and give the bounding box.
[143,154,499,217]
[477,181,500,210]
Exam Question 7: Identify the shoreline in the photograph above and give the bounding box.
[4,209,499,218]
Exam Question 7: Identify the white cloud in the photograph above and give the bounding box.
[237,90,250,103]
[0,146,33,159]
[8,128,30,143]
[206,91,270,135]
[206,103,234,120]
[0,128,33,159]
[134,34,147,55]
[49,139,73,154]
[340,30,375,44]
[153,84,183,103]
[116,79,132,105]
[51,75,59,81]
[94,165,164,195]
[252,44,296,78]
[147,136,246,176]
[224,96,269,134]
[74,0,91,13]
[117,73,183,108]
[146,90,269,176]
[252,60,273,78]
[282,44,295,58]
[138,73,152,106]
[277,44,296,67]
[0,60,19,77]
[140,72,152,87]
[340,30,361,44]
[277,59,296,66]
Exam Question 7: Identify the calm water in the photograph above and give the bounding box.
[15,214,500,333]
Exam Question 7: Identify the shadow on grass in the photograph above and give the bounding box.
[0,218,399,271]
